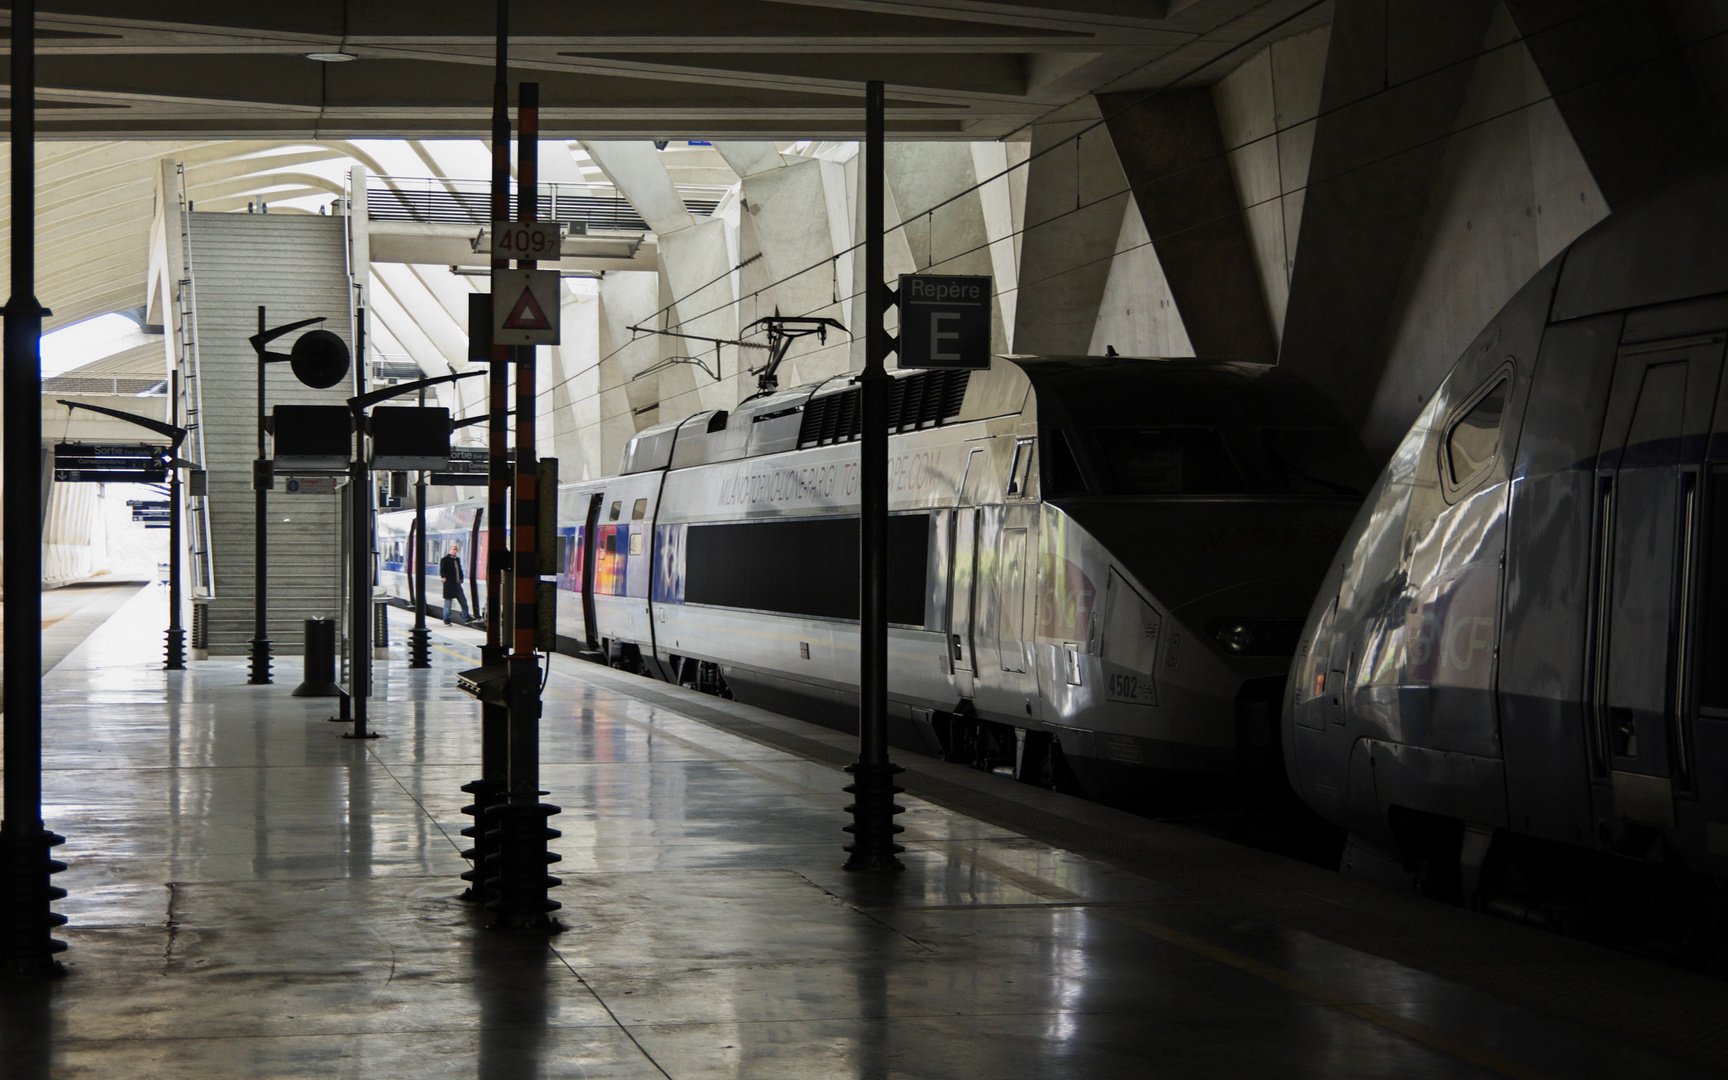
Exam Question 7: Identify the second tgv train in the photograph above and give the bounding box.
[382,356,1371,805]
[1288,167,1728,956]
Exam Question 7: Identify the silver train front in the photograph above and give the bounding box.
[382,355,1366,806]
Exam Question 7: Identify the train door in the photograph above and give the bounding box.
[1590,333,1724,828]
[580,493,604,649]
[948,448,986,699]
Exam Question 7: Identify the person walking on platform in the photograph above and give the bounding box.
[440,543,470,625]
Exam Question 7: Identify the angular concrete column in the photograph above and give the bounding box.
[1098,89,1277,363]
[593,271,662,478]
[737,156,855,388]
[886,143,1008,355]
[1506,0,1727,207]
[1012,118,1133,357]
[1276,0,1497,428]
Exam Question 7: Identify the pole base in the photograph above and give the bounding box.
[247,638,273,685]
[0,830,69,980]
[341,730,383,740]
[408,626,432,668]
[842,761,906,872]
[459,777,508,904]
[483,798,564,932]
[164,628,185,670]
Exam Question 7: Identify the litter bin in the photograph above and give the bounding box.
[293,618,343,697]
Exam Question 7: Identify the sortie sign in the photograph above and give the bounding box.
[897,274,991,370]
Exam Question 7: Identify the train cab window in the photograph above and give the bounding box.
[1700,466,1728,713]
[608,500,622,522]
[1445,376,1509,488]
[1263,428,1374,498]
[632,498,648,520]
[1006,439,1035,498]
[1093,427,1244,495]
[1048,429,1089,495]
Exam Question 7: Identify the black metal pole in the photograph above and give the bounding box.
[347,305,378,739]
[0,0,69,978]
[250,306,272,684]
[167,371,185,669]
[409,383,431,667]
[843,80,905,872]
[492,81,561,933]
[462,0,511,905]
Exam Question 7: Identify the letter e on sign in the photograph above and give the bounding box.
[898,274,990,369]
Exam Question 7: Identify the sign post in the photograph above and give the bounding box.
[843,79,906,873]
[1,0,67,978]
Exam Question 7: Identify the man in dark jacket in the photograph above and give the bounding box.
[440,543,470,625]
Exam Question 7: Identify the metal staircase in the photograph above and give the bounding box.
[174,210,355,654]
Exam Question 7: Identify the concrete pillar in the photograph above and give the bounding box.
[1098,88,1277,362]
[1211,25,1330,343]
[1357,5,1607,456]
[593,270,662,477]
[885,142,1008,355]
[1012,118,1133,357]
[1276,0,1498,430]
[1507,0,1727,208]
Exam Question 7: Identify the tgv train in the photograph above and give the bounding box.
[382,356,1371,806]
[1287,168,1728,955]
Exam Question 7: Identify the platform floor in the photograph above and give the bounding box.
[4,586,1728,1078]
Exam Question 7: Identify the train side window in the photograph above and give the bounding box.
[1006,439,1035,498]
[608,500,622,522]
[1445,374,1510,489]
[632,498,648,520]
[1699,467,1728,713]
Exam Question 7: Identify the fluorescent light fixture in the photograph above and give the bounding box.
[303,51,357,62]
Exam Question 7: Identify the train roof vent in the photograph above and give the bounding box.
[795,369,970,449]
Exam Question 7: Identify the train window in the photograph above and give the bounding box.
[608,500,622,522]
[1006,439,1035,498]
[1047,429,1089,495]
[632,498,648,520]
[684,514,930,624]
[1445,376,1509,487]
[1263,428,1374,498]
[1699,467,1728,712]
[1092,427,1243,495]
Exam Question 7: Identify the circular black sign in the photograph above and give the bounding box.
[289,329,351,389]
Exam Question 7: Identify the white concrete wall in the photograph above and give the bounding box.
[1212,24,1330,342]
[1362,6,1607,455]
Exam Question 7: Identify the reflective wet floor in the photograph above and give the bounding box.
[4,586,1726,1078]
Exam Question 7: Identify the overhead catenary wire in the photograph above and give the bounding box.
[534,0,1663,413]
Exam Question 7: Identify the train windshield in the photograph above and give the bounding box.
[1080,425,1372,498]
[1093,427,1245,494]
[1262,428,1374,498]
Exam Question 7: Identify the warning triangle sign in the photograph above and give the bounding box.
[501,285,552,330]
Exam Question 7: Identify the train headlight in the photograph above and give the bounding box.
[1215,622,1254,654]
[1204,618,1304,657]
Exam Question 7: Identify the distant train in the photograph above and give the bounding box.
[1287,167,1728,959]
[381,356,1370,806]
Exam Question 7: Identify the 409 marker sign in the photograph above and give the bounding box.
[492,267,562,346]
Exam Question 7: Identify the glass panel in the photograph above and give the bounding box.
[1091,427,1244,495]
[1696,468,1728,710]
[632,498,648,520]
[1263,428,1375,498]
[1446,378,1509,485]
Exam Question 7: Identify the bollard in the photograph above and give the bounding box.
[373,598,390,661]
[293,618,342,697]
[191,597,210,661]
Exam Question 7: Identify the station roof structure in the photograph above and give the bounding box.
[5,0,1328,140]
